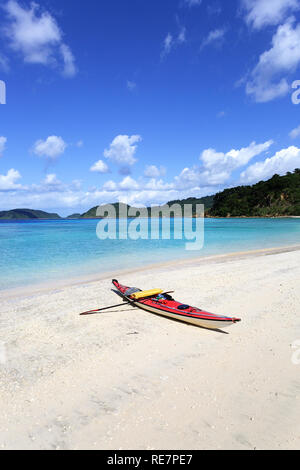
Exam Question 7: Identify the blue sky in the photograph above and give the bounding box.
[1,0,300,215]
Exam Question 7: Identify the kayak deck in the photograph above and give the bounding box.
[112,280,241,330]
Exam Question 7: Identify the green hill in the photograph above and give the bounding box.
[208,170,300,217]
[66,213,82,219]
[79,196,214,219]
[0,209,61,220]
[166,196,215,214]
[80,203,131,218]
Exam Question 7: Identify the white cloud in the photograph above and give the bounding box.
[242,0,300,30]
[178,27,186,44]
[2,139,292,213]
[145,178,174,191]
[201,140,273,172]
[201,28,226,49]
[104,135,141,166]
[175,166,228,189]
[240,146,300,183]
[290,125,300,138]
[161,33,173,58]
[144,165,166,178]
[3,0,77,77]
[173,140,273,189]
[246,18,300,102]
[103,180,117,191]
[119,176,140,191]
[33,135,67,159]
[0,136,7,157]
[90,159,110,174]
[161,26,187,58]
[184,0,202,6]
[0,168,22,191]
[60,43,77,78]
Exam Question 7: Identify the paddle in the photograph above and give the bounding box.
[79,291,175,316]
[79,302,132,316]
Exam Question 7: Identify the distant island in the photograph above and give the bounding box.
[0,209,61,220]
[1,171,300,220]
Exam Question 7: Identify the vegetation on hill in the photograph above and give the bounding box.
[66,213,82,219]
[0,209,61,220]
[79,196,215,218]
[80,203,131,218]
[208,170,300,217]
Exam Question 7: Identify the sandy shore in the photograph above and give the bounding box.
[1,246,300,450]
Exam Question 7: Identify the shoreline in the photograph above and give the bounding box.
[2,243,300,301]
[1,215,300,221]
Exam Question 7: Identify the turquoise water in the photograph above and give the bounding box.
[0,218,299,291]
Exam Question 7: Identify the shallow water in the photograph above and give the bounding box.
[0,218,299,290]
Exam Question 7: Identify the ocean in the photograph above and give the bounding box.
[0,217,299,291]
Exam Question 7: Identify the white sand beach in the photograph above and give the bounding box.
[1,246,300,450]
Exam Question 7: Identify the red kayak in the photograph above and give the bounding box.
[112,280,241,330]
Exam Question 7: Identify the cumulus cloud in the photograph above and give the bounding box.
[119,176,140,191]
[246,18,300,102]
[2,0,77,77]
[2,139,294,212]
[90,159,110,174]
[240,146,300,183]
[172,141,273,190]
[0,136,7,157]
[0,168,22,191]
[144,165,166,179]
[33,136,67,159]
[241,0,300,30]
[104,135,141,166]
[201,140,273,178]
[103,180,117,191]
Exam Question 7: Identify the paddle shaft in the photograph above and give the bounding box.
[80,301,131,315]
[79,291,174,316]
